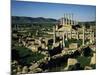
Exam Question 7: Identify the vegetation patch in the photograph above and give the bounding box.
[77,56,91,67]
[12,46,45,66]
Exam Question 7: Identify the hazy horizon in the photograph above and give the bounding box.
[11,1,96,22]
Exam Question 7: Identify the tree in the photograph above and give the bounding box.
[82,46,93,57]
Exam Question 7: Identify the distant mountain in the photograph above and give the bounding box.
[12,16,58,24]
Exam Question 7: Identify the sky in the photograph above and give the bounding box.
[11,0,96,22]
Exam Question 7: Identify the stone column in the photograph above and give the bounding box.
[70,29,72,39]
[63,32,65,48]
[82,25,85,46]
[60,41,63,49]
[92,31,95,43]
[71,13,73,25]
[62,14,65,26]
[89,31,92,43]
[53,26,56,45]
[66,13,68,25]
[66,31,68,40]
[68,13,71,25]
[56,25,58,31]
[90,26,94,44]
[90,31,95,44]
[77,31,79,40]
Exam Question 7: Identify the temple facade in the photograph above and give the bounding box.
[52,13,95,49]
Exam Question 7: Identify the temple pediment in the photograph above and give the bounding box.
[57,25,72,32]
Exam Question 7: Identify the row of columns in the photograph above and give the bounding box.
[53,25,95,47]
[82,25,95,46]
[60,13,78,26]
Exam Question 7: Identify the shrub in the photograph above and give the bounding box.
[12,46,45,66]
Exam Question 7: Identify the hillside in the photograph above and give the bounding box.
[12,16,58,24]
